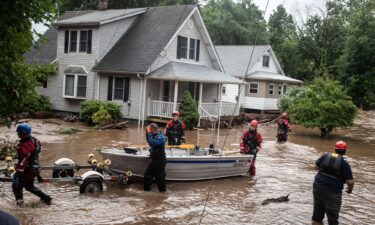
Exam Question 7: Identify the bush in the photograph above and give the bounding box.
[80,100,122,125]
[278,77,357,137]
[92,105,111,125]
[56,128,80,134]
[21,94,52,113]
[178,91,200,129]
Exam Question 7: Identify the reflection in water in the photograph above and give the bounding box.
[0,121,374,225]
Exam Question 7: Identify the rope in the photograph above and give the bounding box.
[198,1,271,224]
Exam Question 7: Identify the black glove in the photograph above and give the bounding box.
[346,187,352,194]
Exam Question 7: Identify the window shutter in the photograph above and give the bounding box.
[177,36,181,59]
[123,77,130,102]
[64,30,69,53]
[196,40,200,61]
[107,76,113,101]
[87,30,92,54]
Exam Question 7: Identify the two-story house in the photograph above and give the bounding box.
[25,3,242,125]
[215,45,303,112]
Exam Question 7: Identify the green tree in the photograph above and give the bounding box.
[178,91,199,129]
[278,77,357,137]
[0,0,58,123]
[201,0,268,45]
[92,105,112,126]
[336,0,375,109]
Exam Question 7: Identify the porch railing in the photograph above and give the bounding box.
[147,100,238,119]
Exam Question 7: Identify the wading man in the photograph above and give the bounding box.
[144,123,167,192]
[165,111,185,145]
[240,120,263,176]
[312,141,354,225]
[13,123,52,206]
[277,112,290,143]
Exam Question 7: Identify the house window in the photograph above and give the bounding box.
[269,83,274,95]
[263,55,270,67]
[283,84,287,94]
[79,30,88,52]
[222,86,226,95]
[107,76,130,102]
[64,30,92,54]
[249,82,259,94]
[278,85,283,95]
[64,74,87,98]
[177,36,188,59]
[177,36,200,61]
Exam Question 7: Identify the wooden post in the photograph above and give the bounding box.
[173,81,179,111]
[141,77,147,128]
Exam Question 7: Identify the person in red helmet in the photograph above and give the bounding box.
[165,111,185,145]
[240,120,263,176]
[312,141,354,225]
[277,112,290,143]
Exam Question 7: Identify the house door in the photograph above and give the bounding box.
[162,81,170,102]
[188,82,200,102]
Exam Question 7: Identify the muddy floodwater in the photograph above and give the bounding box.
[1,112,375,225]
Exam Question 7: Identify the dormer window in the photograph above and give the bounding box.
[177,35,200,62]
[262,55,270,67]
[64,30,92,54]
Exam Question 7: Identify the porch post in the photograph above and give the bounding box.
[173,80,179,111]
[198,83,203,127]
[141,77,147,128]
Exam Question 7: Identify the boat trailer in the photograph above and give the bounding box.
[0,154,132,194]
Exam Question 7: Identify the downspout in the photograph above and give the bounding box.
[137,74,143,127]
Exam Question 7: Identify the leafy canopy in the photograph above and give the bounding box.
[178,91,199,129]
[278,77,357,137]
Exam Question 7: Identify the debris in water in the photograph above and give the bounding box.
[262,194,290,205]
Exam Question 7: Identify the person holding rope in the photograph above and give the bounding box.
[240,120,263,176]
[312,141,354,225]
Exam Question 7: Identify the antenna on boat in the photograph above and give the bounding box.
[198,0,271,224]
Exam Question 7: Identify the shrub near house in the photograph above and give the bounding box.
[80,100,122,125]
[179,91,199,129]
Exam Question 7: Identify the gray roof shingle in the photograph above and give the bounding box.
[24,10,93,65]
[215,45,270,77]
[148,61,242,84]
[93,5,196,73]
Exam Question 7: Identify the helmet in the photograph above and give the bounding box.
[249,120,258,127]
[16,123,32,135]
[282,112,288,118]
[172,111,180,116]
[335,141,347,150]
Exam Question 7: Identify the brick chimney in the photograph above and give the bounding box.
[97,0,108,11]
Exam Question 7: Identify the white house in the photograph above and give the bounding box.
[25,4,242,125]
[215,45,303,112]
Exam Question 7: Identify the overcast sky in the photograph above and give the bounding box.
[33,0,327,36]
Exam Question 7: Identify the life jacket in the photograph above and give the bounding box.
[244,131,260,153]
[319,153,342,180]
[166,120,184,141]
[29,136,41,167]
[278,118,288,132]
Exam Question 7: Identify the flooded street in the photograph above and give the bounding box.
[1,112,375,225]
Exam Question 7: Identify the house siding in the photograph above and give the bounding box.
[151,12,215,72]
[98,17,137,60]
[221,84,240,103]
[202,83,219,102]
[40,27,100,113]
[247,51,280,74]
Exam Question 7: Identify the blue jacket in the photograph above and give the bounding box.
[146,131,166,159]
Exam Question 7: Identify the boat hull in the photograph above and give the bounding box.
[100,148,253,181]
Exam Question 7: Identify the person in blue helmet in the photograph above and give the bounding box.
[13,123,52,206]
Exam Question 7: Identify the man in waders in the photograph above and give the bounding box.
[144,123,167,192]
[240,120,263,176]
[277,112,290,143]
[312,141,354,225]
[13,123,52,206]
[165,111,185,145]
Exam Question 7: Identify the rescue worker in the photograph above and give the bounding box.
[240,120,263,176]
[312,141,354,225]
[165,111,185,145]
[12,123,52,206]
[277,112,291,143]
[144,123,167,192]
